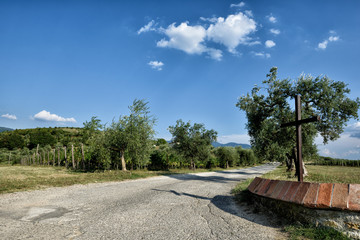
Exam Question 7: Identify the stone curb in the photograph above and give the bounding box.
[248,177,360,212]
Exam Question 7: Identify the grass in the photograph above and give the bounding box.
[261,164,360,184]
[0,164,250,194]
[284,224,351,240]
[232,164,358,240]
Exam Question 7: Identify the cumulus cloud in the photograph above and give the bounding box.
[148,61,164,70]
[252,52,271,58]
[33,110,76,123]
[141,12,257,60]
[207,12,257,53]
[137,20,157,34]
[318,32,340,50]
[316,126,360,160]
[230,2,245,8]
[270,28,280,35]
[207,48,223,61]
[265,40,276,48]
[1,113,17,120]
[157,22,207,54]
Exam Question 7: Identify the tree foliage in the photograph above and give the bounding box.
[169,120,217,169]
[236,67,360,162]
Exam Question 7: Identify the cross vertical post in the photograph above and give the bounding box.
[280,95,320,182]
[295,95,303,182]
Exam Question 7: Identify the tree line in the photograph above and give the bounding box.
[0,99,259,171]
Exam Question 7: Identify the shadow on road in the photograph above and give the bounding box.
[163,172,261,183]
[151,189,278,228]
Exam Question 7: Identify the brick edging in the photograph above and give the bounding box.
[248,177,360,212]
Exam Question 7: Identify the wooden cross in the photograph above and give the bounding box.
[281,95,320,182]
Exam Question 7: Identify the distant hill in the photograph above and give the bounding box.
[212,142,251,149]
[0,127,13,133]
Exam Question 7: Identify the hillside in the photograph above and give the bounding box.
[0,127,13,133]
[212,142,251,149]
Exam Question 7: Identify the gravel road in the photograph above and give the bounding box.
[0,163,285,239]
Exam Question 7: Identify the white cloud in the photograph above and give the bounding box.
[244,10,253,17]
[148,61,164,71]
[329,36,339,42]
[207,12,257,53]
[138,20,156,35]
[265,40,276,48]
[317,33,340,50]
[207,48,223,61]
[270,28,280,35]
[33,110,76,123]
[157,22,207,55]
[230,2,245,8]
[1,113,17,120]
[200,17,218,23]
[267,15,277,23]
[252,52,271,58]
[316,133,360,160]
[217,134,250,144]
[318,40,328,49]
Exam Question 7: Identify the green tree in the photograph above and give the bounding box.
[169,120,217,169]
[236,67,360,168]
[107,99,156,171]
[215,147,237,168]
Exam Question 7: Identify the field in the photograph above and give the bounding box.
[261,164,360,184]
[0,165,244,194]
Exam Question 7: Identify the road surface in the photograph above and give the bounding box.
[0,163,285,239]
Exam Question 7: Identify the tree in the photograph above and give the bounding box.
[215,147,237,168]
[169,120,217,169]
[107,99,156,171]
[237,67,360,168]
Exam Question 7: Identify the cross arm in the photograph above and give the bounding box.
[280,116,320,128]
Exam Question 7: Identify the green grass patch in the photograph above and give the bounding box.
[284,225,351,240]
[261,164,360,184]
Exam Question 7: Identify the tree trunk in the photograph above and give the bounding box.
[64,146,68,168]
[58,148,60,166]
[120,150,127,171]
[72,145,75,169]
[36,144,39,164]
[302,161,308,177]
[48,151,50,165]
[53,149,56,166]
[81,143,85,170]
[8,152,11,165]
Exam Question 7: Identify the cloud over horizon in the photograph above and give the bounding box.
[1,113,17,120]
[33,110,76,123]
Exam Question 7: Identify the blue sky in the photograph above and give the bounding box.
[1,0,360,159]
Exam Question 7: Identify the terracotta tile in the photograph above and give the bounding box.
[257,179,271,196]
[264,180,279,197]
[276,181,292,200]
[348,184,360,211]
[269,181,286,199]
[316,183,333,208]
[331,183,349,210]
[282,182,301,202]
[293,182,311,204]
[253,178,266,193]
[248,177,262,193]
[303,183,320,208]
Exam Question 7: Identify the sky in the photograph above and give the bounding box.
[1,0,360,159]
